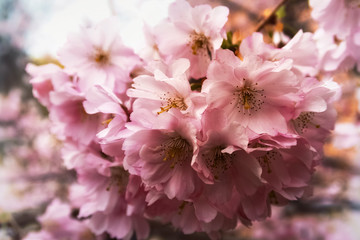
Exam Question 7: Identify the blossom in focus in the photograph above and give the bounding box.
[193,108,262,207]
[154,0,229,78]
[123,111,201,200]
[128,58,206,118]
[203,49,300,136]
[58,17,141,93]
[240,30,319,77]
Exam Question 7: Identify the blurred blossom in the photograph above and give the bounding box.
[0,96,63,213]
[251,210,360,240]
[0,89,21,121]
[310,0,360,72]
[23,199,99,240]
[333,122,360,149]
[356,87,360,112]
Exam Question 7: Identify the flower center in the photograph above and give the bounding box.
[160,136,192,169]
[333,35,343,45]
[94,49,110,65]
[178,201,189,215]
[293,112,320,134]
[189,32,212,57]
[257,151,278,174]
[106,166,129,192]
[158,93,187,115]
[202,146,234,180]
[232,80,265,115]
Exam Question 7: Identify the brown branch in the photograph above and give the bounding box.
[18,170,76,183]
[120,104,131,122]
[254,0,289,32]
[221,0,259,21]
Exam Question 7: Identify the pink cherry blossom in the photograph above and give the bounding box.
[123,112,201,200]
[193,109,263,209]
[25,63,62,108]
[49,88,101,145]
[85,176,149,240]
[237,185,272,222]
[291,77,339,156]
[23,199,95,240]
[23,2,344,237]
[240,30,319,77]
[58,17,141,93]
[26,61,103,146]
[69,150,149,239]
[139,24,163,62]
[251,136,316,201]
[203,49,300,136]
[154,0,229,78]
[128,58,206,118]
[310,0,360,38]
[313,29,356,72]
[310,0,360,72]
[145,195,236,239]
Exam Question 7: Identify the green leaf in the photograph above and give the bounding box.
[221,31,239,54]
[275,5,286,19]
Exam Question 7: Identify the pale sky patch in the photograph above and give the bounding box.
[23,0,174,58]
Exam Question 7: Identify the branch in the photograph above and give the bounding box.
[254,0,289,32]
[120,104,131,122]
[19,170,76,183]
[283,197,360,217]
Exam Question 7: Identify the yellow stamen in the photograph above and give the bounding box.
[189,32,212,57]
[243,94,251,110]
[157,105,175,115]
[102,118,113,126]
[161,136,192,169]
[157,97,187,115]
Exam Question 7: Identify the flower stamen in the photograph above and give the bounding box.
[257,151,279,174]
[202,146,234,180]
[106,166,129,192]
[294,112,320,134]
[232,79,265,115]
[189,32,213,58]
[161,136,192,169]
[158,93,187,115]
[94,48,110,65]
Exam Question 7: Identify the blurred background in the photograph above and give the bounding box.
[1,0,360,239]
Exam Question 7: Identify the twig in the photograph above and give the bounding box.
[254,0,289,32]
[13,170,76,183]
[120,104,131,122]
[221,0,259,21]
[283,197,360,217]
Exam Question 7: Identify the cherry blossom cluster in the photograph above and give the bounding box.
[23,199,98,240]
[250,207,360,240]
[0,89,63,213]
[26,0,339,239]
[310,0,360,72]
